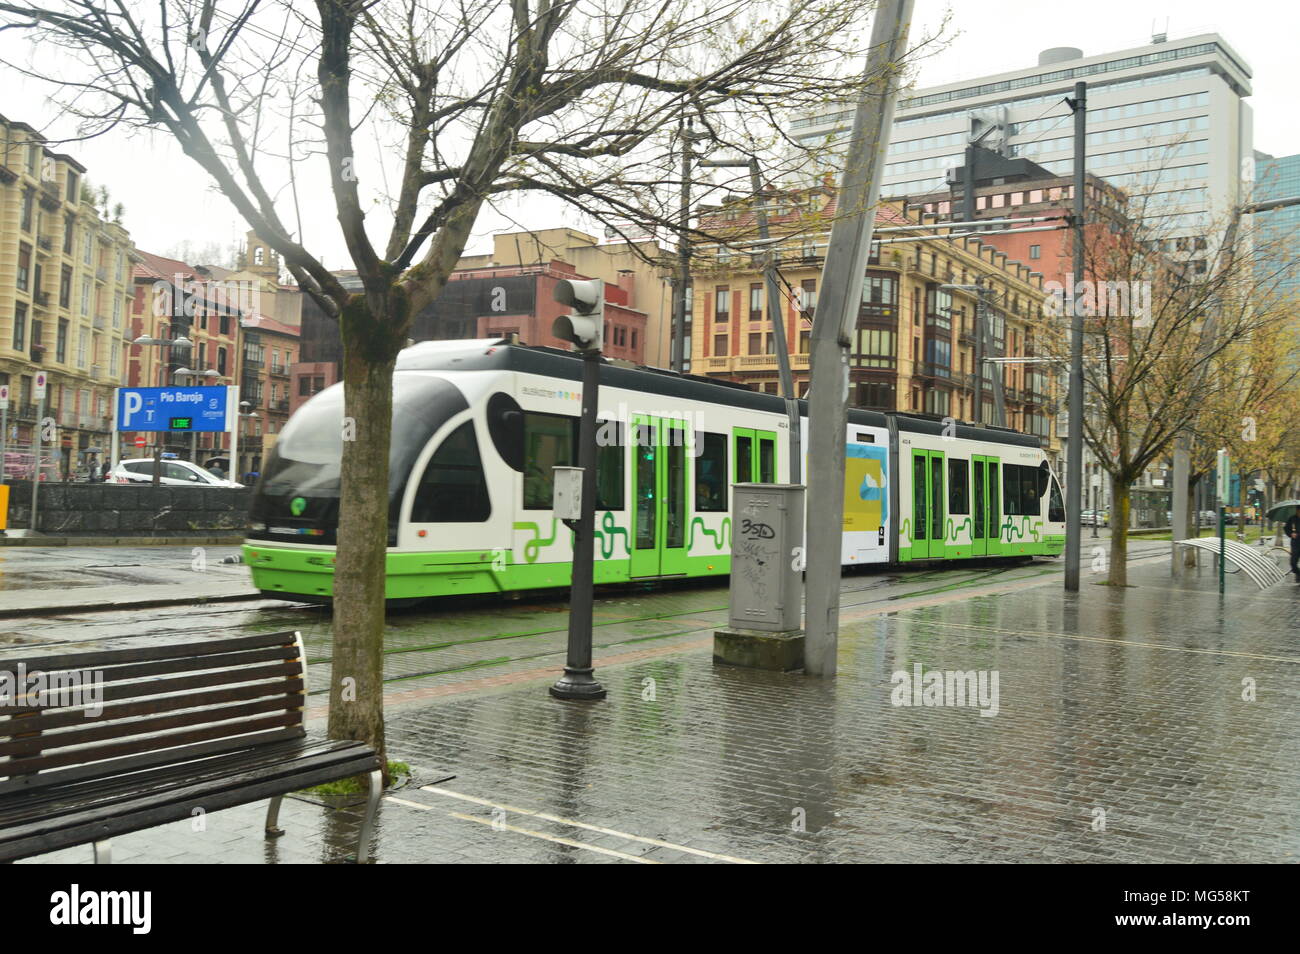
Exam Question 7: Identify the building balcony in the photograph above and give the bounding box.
[242,358,264,371]
[917,362,954,380]
[36,236,53,254]
[268,363,289,377]
[0,163,16,185]
[38,180,60,211]
[733,353,811,371]
[95,266,108,283]
[29,346,45,364]
[93,315,107,330]
[15,402,39,421]
[271,399,290,412]
[89,365,103,381]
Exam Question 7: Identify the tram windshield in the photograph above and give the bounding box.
[249,374,469,543]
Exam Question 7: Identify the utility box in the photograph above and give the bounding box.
[552,465,583,521]
[715,483,805,670]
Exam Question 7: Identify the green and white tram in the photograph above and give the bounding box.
[244,339,1066,602]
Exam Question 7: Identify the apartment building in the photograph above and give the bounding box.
[793,32,1254,273]
[237,313,299,477]
[0,113,137,477]
[128,250,244,460]
[689,186,1060,457]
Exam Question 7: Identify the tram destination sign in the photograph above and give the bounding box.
[115,386,231,433]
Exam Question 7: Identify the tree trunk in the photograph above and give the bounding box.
[328,295,404,783]
[1183,476,1197,566]
[1108,477,1131,586]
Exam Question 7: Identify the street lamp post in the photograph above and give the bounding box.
[699,156,802,481]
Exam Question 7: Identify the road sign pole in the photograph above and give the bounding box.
[0,386,8,484]
[110,390,120,472]
[31,395,45,530]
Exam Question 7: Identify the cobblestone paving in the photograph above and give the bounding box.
[18,547,1300,864]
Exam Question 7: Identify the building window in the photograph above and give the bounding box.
[83,231,92,265]
[13,303,27,351]
[63,213,75,254]
[20,189,34,232]
[1030,245,1041,259]
[65,171,78,203]
[748,333,762,355]
[855,328,896,368]
[749,283,763,322]
[713,334,726,356]
[77,329,88,368]
[217,347,227,376]
[80,277,91,315]
[56,319,68,363]
[800,280,817,316]
[924,388,951,416]
[17,244,32,292]
[799,330,811,353]
[714,287,729,322]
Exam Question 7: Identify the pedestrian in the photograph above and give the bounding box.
[1287,510,1300,582]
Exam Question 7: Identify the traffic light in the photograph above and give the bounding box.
[552,278,605,352]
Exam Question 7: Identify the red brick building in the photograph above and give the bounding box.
[413,260,647,362]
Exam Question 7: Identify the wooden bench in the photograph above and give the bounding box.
[0,631,382,863]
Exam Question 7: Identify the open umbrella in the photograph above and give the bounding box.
[1265,499,1300,522]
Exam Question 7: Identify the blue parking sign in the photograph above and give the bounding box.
[116,386,230,433]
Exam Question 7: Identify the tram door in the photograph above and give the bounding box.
[733,427,777,484]
[909,449,946,559]
[971,455,1002,556]
[631,415,689,578]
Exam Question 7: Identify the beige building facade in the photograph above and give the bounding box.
[690,189,1061,457]
[1,113,138,477]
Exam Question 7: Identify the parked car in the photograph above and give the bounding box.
[1081,509,1109,527]
[110,458,243,488]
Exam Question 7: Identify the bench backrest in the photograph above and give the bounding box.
[0,631,308,794]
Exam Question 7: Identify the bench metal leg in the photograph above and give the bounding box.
[355,770,382,863]
[265,796,285,838]
[93,840,111,864]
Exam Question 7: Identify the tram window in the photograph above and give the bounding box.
[410,422,491,522]
[1002,464,1042,516]
[1048,476,1065,523]
[695,432,727,512]
[735,435,753,484]
[1022,467,1041,516]
[758,438,776,483]
[913,455,927,540]
[948,459,969,514]
[666,432,686,548]
[522,412,576,510]
[595,420,625,510]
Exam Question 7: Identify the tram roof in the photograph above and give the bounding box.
[395,339,1044,449]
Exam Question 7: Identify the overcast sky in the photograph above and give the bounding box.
[2,0,1295,272]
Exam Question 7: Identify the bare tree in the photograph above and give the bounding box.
[1047,181,1295,586]
[0,0,909,774]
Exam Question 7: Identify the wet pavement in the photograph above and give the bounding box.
[0,544,255,617]
[9,540,1300,863]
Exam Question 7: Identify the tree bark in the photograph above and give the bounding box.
[1108,477,1131,586]
[328,294,408,783]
